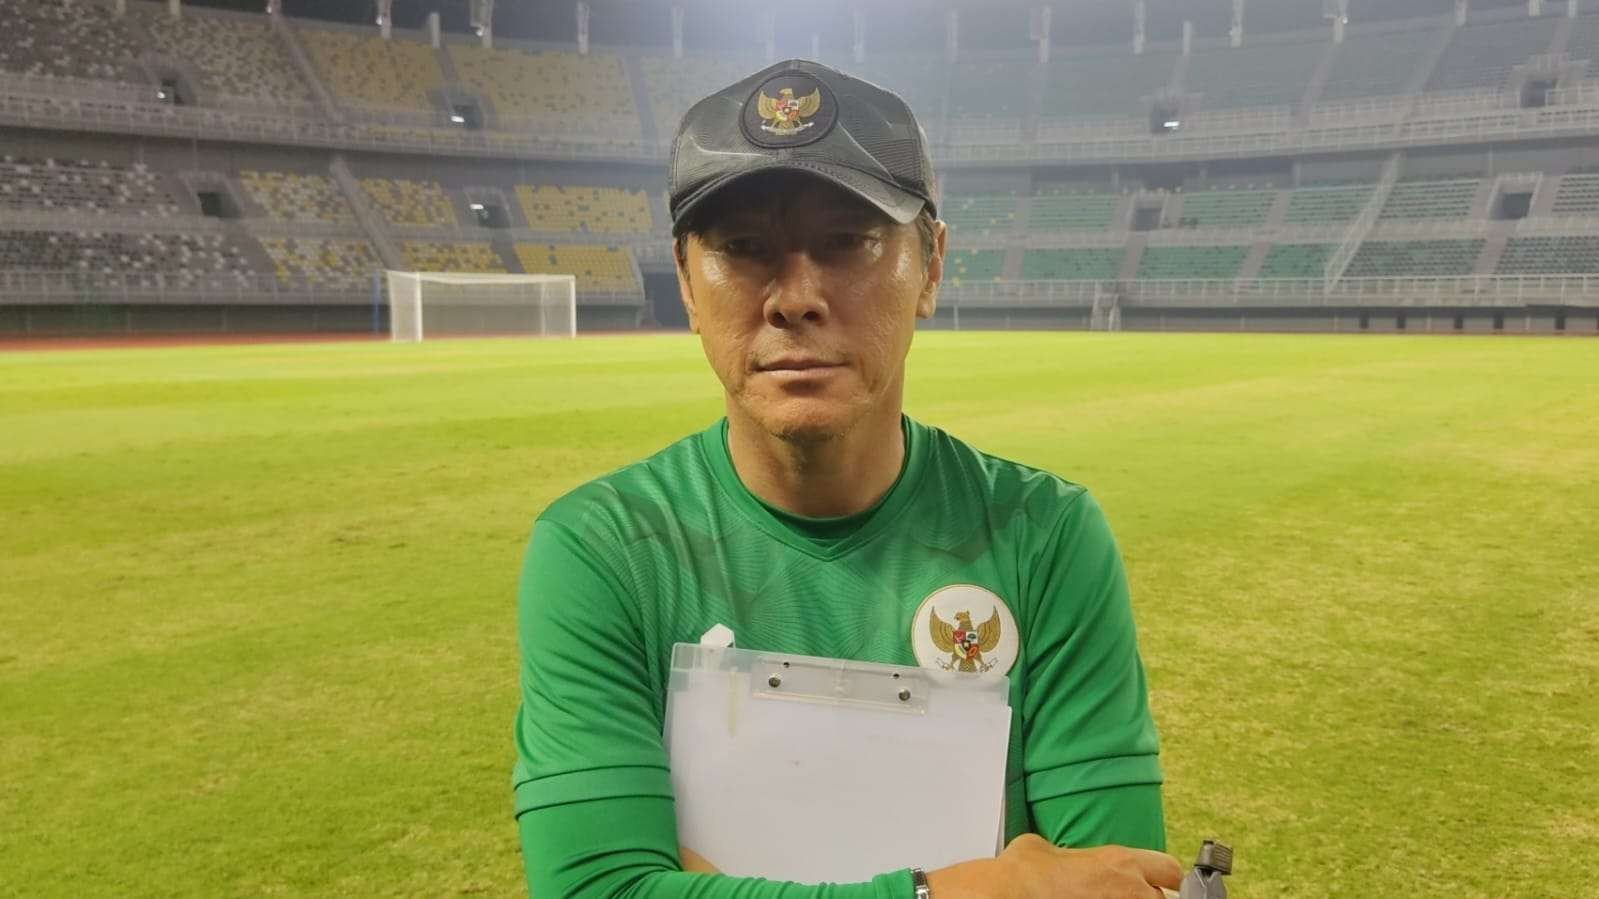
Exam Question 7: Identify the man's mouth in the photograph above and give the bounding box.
[754,356,843,372]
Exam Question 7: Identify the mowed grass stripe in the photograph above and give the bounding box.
[2,333,1595,898]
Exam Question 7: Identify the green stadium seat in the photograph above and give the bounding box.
[942,194,1019,236]
[1137,246,1248,279]
[1283,184,1373,225]
[1028,188,1120,231]
[1495,236,1599,274]
[1020,249,1123,280]
[1259,244,1333,279]
[1345,239,1484,276]
[1178,189,1275,228]
[943,249,1006,283]
[1378,178,1480,221]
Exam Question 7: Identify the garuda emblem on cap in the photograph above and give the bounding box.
[757,87,822,135]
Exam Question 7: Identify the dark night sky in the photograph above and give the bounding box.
[172,0,1543,53]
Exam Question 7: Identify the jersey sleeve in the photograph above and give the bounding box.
[1019,490,1165,848]
[513,517,914,899]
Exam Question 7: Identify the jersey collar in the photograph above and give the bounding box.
[698,415,930,560]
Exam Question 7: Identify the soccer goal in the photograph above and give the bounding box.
[386,271,577,342]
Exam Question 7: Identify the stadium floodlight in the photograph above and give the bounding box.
[450,113,467,124]
[1163,119,1182,131]
[386,271,577,342]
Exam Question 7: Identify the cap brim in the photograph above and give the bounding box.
[671,161,926,236]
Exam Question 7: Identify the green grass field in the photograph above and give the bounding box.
[2,332,1596,898]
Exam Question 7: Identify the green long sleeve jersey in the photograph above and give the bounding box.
[513,416,1164,898]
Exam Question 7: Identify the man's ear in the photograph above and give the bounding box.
[674,238,701,334]
[914,219,947,320]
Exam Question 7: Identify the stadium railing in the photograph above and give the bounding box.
[0,270,370,305]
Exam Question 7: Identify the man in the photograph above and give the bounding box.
[512,59,1180,899]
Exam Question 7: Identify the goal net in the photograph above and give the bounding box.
[386,271,577,341]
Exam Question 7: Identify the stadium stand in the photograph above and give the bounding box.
[0,229,253,283]
[1319,28,1437,102]
[514,243,639,293]
[942,193,1019,236]
[0,157,182,216]
[360,178,456,226]
[1564,13,1599,69]
[401,241,506,273]
[1177,188,1276,228]
[943,249,1006,283]
[0,0,142,82]
[848,55,948,125]
[143,11,312,105]
[1282,184,1374,225]
[1425,16,1558,93]
[299,28,443,110]
[1039,51,1177,119]
[1028,189,1121,231]
[258,237,381,286]
[1495,236,1599,273]
[1137,246,1249,279]
[239,170,354,223]
[515,185,653,234]
[1550,171,1599,214]
[1259,243,1333,278]
[451,46,638,134]
[638,55,762,136]
[1185,40,1322,109]
[949,60,1028,119]
[1345,239,1485,276]
[1020,248,1123,280]
[1378,177,1480,221]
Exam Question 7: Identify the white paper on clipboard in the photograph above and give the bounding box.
[664,642,1012,884]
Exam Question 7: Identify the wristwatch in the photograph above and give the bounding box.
[910,867,932,899]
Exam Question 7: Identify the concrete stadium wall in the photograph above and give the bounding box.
[0,303,642,337]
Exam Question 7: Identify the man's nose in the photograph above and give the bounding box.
[762,250,829,328]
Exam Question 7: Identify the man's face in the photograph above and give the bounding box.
[674,175,945,443]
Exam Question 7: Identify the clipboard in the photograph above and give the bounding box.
[664,641,1012,884]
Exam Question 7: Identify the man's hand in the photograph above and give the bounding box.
[926,834,1182,899]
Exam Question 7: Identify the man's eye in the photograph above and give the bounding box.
[721,237,766,256]
[823,232,870,252]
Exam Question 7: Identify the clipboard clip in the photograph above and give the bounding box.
[751,654,930,715]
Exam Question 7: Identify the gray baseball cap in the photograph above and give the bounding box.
[668,58,938,236]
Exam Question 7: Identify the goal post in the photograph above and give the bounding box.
[386,271,577,341]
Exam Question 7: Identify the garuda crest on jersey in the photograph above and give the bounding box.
[757,87,822,135]
[929,608,1003,673]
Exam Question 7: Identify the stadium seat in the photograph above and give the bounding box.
[299,28,443,110]
[942,194,1019,236]
[259,237,381,286]
[1258,243,1333,278]
[515,185,653,234]
[401,242,507,273]
[1040,51,1177,119]
[361,178,456,226]
[1137,246,1249,279]
[0,0,142,82]
[1185,40,1322,110]
[0,229,254,286]
[514,243,639,293]
[1495,236,1599,274]
[1028,188,1120,231]
[451,46,639,136]
[1425,16,1558,93]
[1319,29,1436,102]
[1020,249,1123,280]
[943,249,1006,283]
[1282,184,1374,225]
[1550,173,1599,214]
[1177,188,1276,228]
[1345,239,1484,276]
[638,55,762,137]
[239,171,354,224]
[1378,178,1480,221]
[0,157,182,217]
[143,10,312,106]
